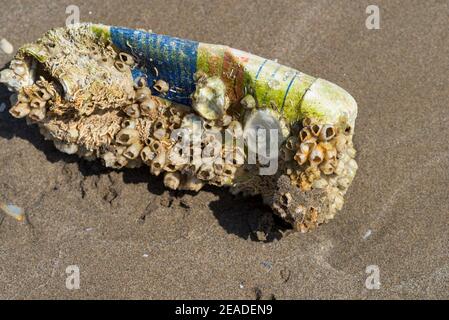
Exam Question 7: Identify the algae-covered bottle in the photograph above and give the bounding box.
[1,23,358,232]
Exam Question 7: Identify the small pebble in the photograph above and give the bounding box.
[255,230,267,241]
[142,253,149,258]
[0,102,6,113]
[0,38,14,54]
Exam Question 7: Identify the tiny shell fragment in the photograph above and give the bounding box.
[0,38,14,54]
[0,203,25,222]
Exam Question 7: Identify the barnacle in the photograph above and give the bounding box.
[192,76,229,120]
[0,24,358,233]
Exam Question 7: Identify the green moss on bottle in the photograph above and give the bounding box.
[91,25,111,42]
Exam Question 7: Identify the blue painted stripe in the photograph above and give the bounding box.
[255,59,268,80]
[281,72,298,110]
[110,27,199,105]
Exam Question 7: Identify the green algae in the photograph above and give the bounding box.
[91,25,111,42]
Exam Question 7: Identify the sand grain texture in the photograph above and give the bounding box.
[0,0,448,299]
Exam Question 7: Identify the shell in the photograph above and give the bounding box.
[192,77,229,120]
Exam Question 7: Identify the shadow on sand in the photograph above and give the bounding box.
[0,83,290,241]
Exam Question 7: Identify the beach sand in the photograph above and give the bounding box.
[0,0,448,299]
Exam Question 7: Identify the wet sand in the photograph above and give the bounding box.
[0,0,448,299]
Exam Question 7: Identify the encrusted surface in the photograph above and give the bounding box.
[1,24,359,232]
[0,0,448,300]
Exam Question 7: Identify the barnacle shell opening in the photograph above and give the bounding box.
[243,108,289,160]
[0,23,358,233]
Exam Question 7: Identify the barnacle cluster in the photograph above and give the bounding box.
[277,118,357,231]
[2,26,245,193]
[0,24,358,233]
[226,116,357,232]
